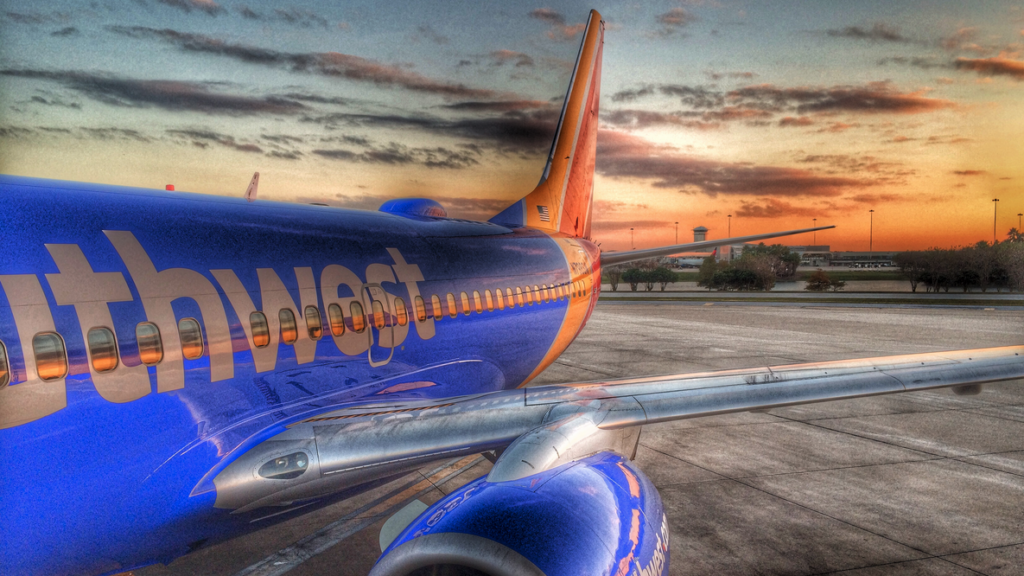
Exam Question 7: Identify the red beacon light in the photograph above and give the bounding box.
[165,184,175,191]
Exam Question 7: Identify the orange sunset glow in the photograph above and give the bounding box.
[1,1,1022,251]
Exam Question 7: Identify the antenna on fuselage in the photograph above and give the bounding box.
[244,172,259,202]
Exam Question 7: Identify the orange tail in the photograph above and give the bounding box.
[490,10,604,239]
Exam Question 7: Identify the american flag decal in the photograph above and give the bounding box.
[537,205,550,222]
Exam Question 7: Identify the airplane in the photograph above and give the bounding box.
[1,9,1022,576]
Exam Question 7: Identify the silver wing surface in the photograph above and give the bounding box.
[214,346,1024,511]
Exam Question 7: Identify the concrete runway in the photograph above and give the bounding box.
[133,304,1024,576]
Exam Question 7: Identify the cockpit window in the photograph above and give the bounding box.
[0,340,9,388]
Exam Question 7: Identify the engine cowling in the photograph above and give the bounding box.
[370,451,669,576]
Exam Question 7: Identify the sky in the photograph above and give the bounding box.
[1,0,1023,252]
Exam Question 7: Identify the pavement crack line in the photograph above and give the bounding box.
[234,455,484,576]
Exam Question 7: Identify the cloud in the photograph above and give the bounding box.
[659,84,726,108]
[273,8,329,28]
[819,121,857,133]
[417,25,449,45]
[109,27,498,99]
[303,108,558,154]
[876,56,945,70]
[844,193,902,204]
[826,23,909,43]
[156,0,225,17]
[442,100,550,112]
[940,27,979,51]
[611,85,657,103]
[314,142,480,169]
[656,7,697,35]
[529,8,586,41]
[50,26,78,37]
[954,56,1024,80]
[705,70,756,81]
[596,131,876,197]
[778,116,814,127]
[490,50,535,67]
[735,199,821,218]
[168,129,263,152]
[4,11,69,25]
[728,81,954,114]
[603,109,720,131]
[236,5,260,19]
[28,94,81,109]
[952,169,986,176]
[1,69,308,115]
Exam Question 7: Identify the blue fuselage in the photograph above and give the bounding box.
[0,176,601,575]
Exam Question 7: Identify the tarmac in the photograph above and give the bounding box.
[132,304,1024,576]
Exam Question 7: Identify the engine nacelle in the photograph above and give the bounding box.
[370,451,669,576]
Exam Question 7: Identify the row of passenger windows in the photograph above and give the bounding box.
[0,278,590,387]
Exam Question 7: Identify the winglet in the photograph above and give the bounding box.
[489,10,603,237]
[244,172,259,202]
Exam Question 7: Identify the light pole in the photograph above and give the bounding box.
[727,214,732,237]
[1018,212,1022,230]
[992,199,999,244]
[813,218,817,244]
[869,210,874,256]
[630,227,634,250]
[674,221,678,244]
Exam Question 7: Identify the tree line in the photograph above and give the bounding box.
[893,231,1024,293]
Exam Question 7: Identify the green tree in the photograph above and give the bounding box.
[604,264,626,292]
[805,269,831,292]
[893,251,926,292]
[697,256,720,290]
[650,267,678,291]
[622,268,643,292]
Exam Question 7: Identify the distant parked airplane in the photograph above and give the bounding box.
[1,10,1021,576]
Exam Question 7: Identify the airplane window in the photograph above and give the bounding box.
[472,291,483,314]
[446,293,457,318]
[135,323,163,366]
[328,303,345,337]
[178,318,205,360]
[87,327,119,373]
[542,285,550,303]
[507,288,515,308]
[304,306,323,340]
[0,340,8,388]
[395,298,409,326]
[484,290,494,312]
[534,285,541,304]
[250,312,270,347]
[350,302,366,333]
[371,301,386,329]
[280,309,298,344]
[495,289,504,310]
[559,284,566,300]
[516,287,524,307]
[460,292,471,316]
[33,333,68,381]
[414,296,427,322]
[525,287,533,306]
[432,295,444,320]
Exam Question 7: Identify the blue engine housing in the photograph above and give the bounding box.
[373,452,669,576]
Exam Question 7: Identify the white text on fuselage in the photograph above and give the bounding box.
[0,231,433,427]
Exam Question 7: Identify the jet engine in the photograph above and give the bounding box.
[370,452,669,576]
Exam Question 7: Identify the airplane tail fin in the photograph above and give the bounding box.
[489,10,604,238]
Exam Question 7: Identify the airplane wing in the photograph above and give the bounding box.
[213,345,1024,511]
[601,225,835,266]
